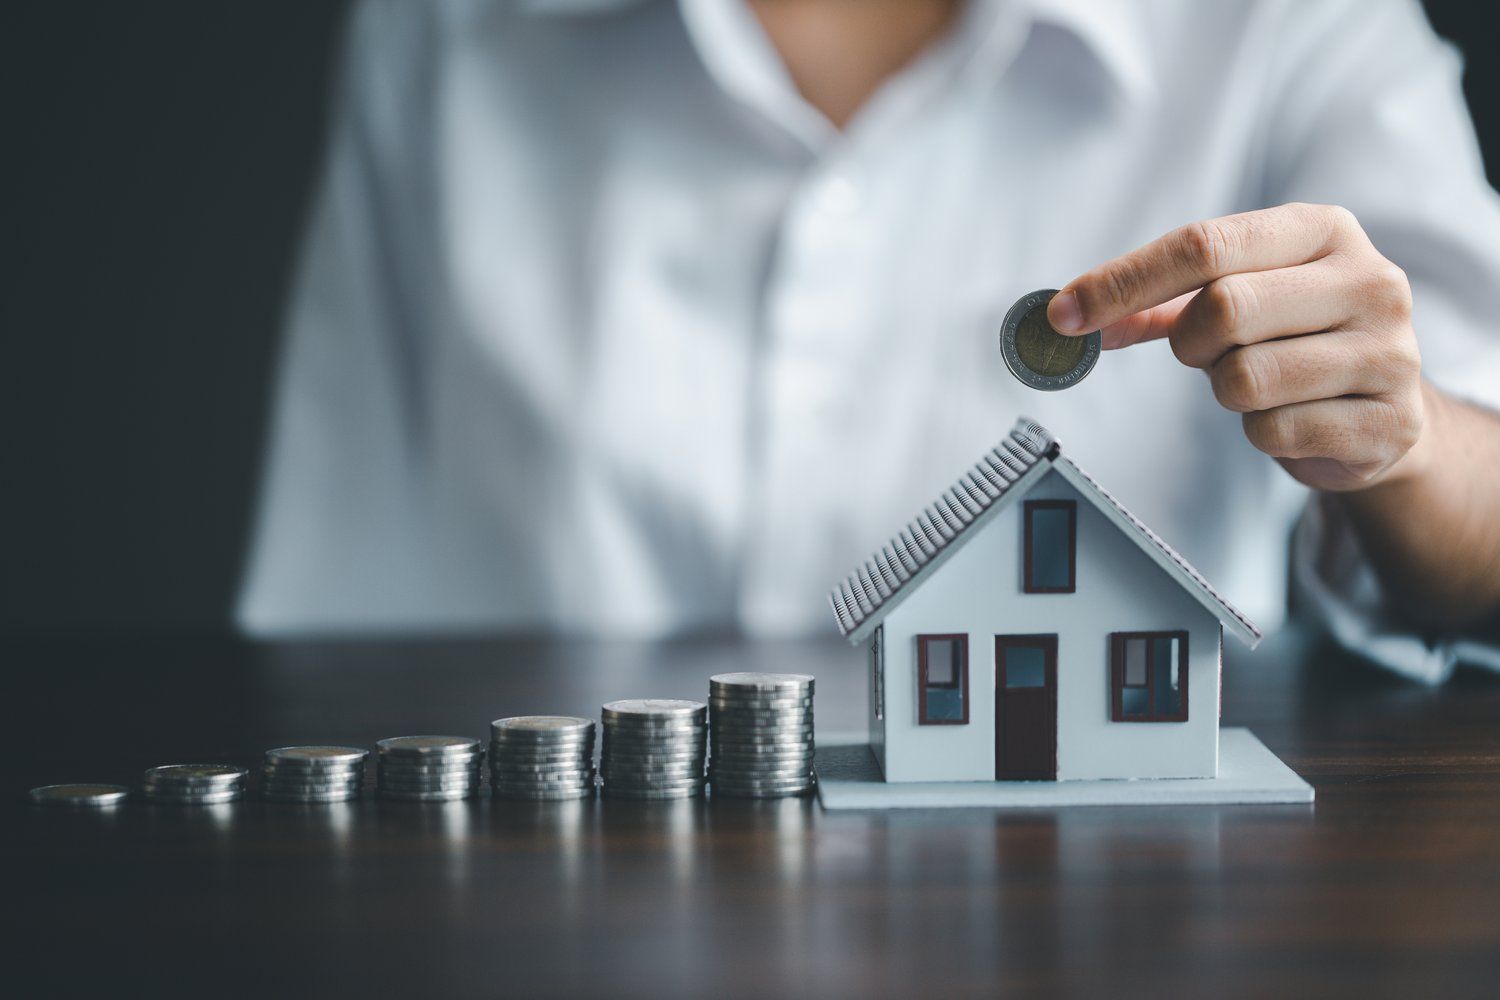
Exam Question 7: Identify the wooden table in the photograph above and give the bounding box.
[5,627,1498,997]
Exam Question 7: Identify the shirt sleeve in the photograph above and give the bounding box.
[236,1,443,634]
[1262,0,1500,680]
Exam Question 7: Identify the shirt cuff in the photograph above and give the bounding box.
[1289,493,1500,683]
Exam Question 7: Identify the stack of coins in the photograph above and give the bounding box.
[260,746,368,802]
[489,716,597,800]
[375,736,484,801]
[142,764,248,805]
[29,783,129,808]
[599,699,707,799]
[708,673,817,798]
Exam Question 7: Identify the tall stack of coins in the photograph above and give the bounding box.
[260,746,368,802]
[599,699,707,799]
[375,736,484,801]
[708,673,816,798]
[489,716,597,800]
[142,764,248,805]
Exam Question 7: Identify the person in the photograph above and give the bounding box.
[239,0,1500,682]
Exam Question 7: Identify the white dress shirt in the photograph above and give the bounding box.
[239,0,1500,678]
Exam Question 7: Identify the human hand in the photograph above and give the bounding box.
[1048,203,1430,492]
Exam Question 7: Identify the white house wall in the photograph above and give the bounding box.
[879,469,1220,782]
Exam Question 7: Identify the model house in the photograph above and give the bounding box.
[828,418,1262,784]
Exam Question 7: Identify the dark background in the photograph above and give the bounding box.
[3,1,1496,635]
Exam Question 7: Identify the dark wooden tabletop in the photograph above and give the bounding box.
[4,626,1498,998]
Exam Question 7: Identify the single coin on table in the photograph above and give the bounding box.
[29,783,130,807]
[999,288,1101,391]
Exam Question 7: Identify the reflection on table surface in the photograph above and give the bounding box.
[5,625,1498,996]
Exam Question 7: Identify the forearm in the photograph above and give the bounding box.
[1336,380,1500,630]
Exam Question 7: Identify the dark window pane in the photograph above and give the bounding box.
[920,635,968,724]
[1152,636,1181,716]
[925,688,965,720]
[1111,631,1188,723]
[1121,686,1149,716]
[1123,638,1148,686]
[1027,505,1074,590]
[1005,646,1046,688]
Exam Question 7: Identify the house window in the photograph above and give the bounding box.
[871,626,884,722]
[917,634,968,725]
[1111,631,1188,722]
[1024,500,1076,593]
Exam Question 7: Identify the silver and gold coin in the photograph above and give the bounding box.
[29,783,130,807]
[999,288,1101,391]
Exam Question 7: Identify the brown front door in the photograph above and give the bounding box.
[995,635,1058,780]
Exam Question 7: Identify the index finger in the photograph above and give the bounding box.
[1047,203,1350,334]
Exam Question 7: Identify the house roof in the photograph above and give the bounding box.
[827,417,1262,649]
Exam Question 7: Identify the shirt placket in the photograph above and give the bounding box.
[678,0,1025,631]
[740,159,880,631]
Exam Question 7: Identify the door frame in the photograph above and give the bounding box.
[994,634,1059,780]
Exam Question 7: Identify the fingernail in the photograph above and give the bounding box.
[1049,290,1084,333]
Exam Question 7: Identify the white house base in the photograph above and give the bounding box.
[814,728,1313,810]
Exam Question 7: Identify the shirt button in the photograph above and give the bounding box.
[816,173,862,216]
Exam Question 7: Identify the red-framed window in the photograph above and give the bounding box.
[917,633,969,725]
[1110,631,1189,722]
[1024,500,1077,594]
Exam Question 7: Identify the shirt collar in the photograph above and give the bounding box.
[515,0,1155,106]
[1020,0,1155,103]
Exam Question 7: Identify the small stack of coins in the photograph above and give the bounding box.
[599,699,707,799]
[375,736,484,801]
[260,746,368,802]
[28,783,129,808]
[708,673,817,798]
[489,716,597,800]
[142,764,248,805]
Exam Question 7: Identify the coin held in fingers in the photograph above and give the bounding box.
[1000,288,1101,391]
